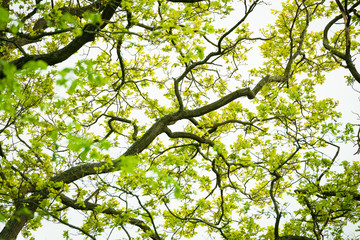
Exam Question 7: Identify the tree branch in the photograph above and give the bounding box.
[59,194,161,240]
[164,126,214,145]
[7,0,121,71]
[323,1,360,84]
[270,171,282,240]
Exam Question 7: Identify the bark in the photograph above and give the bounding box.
[0,197,38,240]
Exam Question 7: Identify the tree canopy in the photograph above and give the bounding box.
[0,0,360,239]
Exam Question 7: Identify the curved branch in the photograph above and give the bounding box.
[217,0,259,51]
[106,115,139,140]
[164,126,214,145]
[59,194,161,240]
[270,171,282,240]
[323,14,346,59]
[8,0,122,71]
[323,2,360,84]
[115,39,126,90]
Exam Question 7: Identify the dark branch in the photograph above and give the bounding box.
[323,1,360,84]
[164,126,214,145]
[59,194,161,240]
[8,0,121,71]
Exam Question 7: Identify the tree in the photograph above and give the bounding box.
[0,0,359,239]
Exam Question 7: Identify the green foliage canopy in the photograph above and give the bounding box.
[0,0,360,239]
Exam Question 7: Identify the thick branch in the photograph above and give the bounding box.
[181,87,255,118]
[323,15,346,59]
[8,0,121,70]
[0,196,39,239]
[1,0,105,54]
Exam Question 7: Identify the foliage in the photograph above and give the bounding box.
[0,0,360,239]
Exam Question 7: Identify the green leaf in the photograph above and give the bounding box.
[0,7,10,28]
[83,11,102,25]
[195,46,205,60]
[67,134,93,154]
[118,155,139,173]
[98,139,111,150]
[22,60,48,72]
